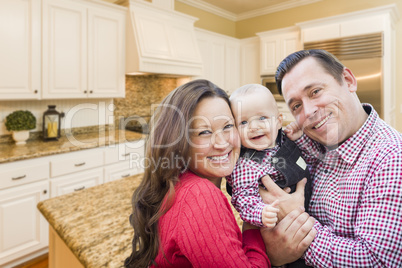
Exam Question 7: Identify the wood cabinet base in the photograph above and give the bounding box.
[49,227,84,268]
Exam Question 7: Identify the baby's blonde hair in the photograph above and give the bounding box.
[230,84,278,110]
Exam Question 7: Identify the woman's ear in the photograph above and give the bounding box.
[343,67,358,93]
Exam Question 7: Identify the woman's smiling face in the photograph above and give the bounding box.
[187,97,240,180]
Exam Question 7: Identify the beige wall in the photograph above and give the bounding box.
[175,0,402,132]
[174,1,236,37]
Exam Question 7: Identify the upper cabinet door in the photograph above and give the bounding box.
[87,8,125,98]
[42,0,87,99]
[0,0,41,100]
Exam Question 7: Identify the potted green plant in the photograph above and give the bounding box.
[5,110,36,145]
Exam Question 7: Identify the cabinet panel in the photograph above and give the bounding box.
[50,168,103,197]
[0,0,40,99]
[50,149,104,177]
[88,8,125,98]
[258,27,301,75]
[341,15,384,37]
[240,38,260,85]
[302,24,340,43]
[0,180,49,266]
[224,41,240,94]
[104,161,142,183]
[135,14,172,58]
[260,39,278,75]
[0,160,49,190]
[42,0,87,98]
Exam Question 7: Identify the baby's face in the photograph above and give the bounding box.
[231,92,282,151]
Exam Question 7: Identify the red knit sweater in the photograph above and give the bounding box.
[151,171,270,267]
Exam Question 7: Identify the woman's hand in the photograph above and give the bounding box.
[260,207,317,266]
[259,175,306,221]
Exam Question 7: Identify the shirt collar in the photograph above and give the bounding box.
[335,104,378,164]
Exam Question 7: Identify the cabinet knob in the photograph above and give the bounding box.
[89,90,93,94]
[34,90,38,94]
[84,90,87,94]
[43,189,47,194]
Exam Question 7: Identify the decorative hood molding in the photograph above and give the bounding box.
[124,0,203,76]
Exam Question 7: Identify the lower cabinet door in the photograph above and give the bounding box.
[50,168,104,198]
[0,180,49,266]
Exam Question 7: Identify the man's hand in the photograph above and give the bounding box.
[260,207,317,266]
[259,175,306,221]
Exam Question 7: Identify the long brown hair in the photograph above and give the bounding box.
[124,79,229,268]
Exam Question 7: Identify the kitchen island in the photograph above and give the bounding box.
[37,173,242,268]
[37,174,142,268]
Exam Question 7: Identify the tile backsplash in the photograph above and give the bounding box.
[113,75,188,125]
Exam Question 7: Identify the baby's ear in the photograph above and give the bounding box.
[276,113,283,129]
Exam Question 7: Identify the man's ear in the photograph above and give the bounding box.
[343,67,357,93]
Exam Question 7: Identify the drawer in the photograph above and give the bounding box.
[50,168,103,198]
[0,159,49,190]
[50,148,104,178]
[119,139,145,161]
[104,161,144,183]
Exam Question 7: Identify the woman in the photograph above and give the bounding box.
[124,80,313,267]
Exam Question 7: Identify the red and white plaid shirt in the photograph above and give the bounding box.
[297,105,402,267]
[227,143,286,227]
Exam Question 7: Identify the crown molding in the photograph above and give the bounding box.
[238,0,322,21]
[177,0,322,21]
[176,0,237,21]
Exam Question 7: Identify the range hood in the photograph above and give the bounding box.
[124,0,203,76]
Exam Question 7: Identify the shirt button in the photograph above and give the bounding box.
[272,157,278,164]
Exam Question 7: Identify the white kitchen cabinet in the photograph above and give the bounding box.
[0,158,49,191]
[104,140,145,183]
[104,161,141,183]
[0,180,49,267]
[195,28,240,94]
[299,14,386,43]
[49,147,104,177]
[50,168,103,197]
[42,0,126,99]
[240,37,260,85]
[257,26,301,76]
[0,0,41,100]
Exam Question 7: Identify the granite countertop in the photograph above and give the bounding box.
[0,130,144,164]
[37,174,142,268]
[37,174,243,268]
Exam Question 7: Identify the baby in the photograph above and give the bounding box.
[226,84,311,228]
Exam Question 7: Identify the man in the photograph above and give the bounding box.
[260,49,402,267]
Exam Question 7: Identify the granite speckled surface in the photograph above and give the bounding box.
[37,175,242,268]
[37,174,142,268]
[0,129,144,164]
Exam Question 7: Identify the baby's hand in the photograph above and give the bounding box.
[284,121,303,141]
[262,200,280,228]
